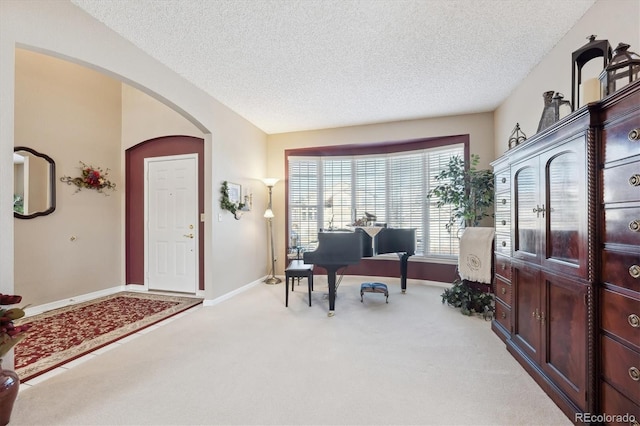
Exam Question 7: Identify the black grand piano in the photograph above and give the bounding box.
[303,227,416,316]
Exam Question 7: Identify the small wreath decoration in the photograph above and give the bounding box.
[220,181,245,219]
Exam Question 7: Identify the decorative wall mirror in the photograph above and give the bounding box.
[13,146,56,219]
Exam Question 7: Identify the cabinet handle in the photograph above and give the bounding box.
[540,311,545,325]
[629,128,640,142]
[502,198,507,205]
[630,265,640,279]
[630,174,640,187]
[532,205,546,218]
[501,220,507,226]
[501,263,507,270]
[501,177,507,184]
[629,367,640,381]
[501,287,506,294]
[501,241,507,247]
[629,314,640,328]
[501,312,506,319]
[629,220,640,232]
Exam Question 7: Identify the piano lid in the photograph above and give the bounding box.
[303,230,364,265]
[375,228,416,255]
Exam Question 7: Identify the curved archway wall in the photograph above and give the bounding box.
[1,0,270,309]
[126,136,205,291]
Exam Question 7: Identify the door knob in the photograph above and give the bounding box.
[183,233,194,239]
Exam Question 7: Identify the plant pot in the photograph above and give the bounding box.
[0,360,19,426]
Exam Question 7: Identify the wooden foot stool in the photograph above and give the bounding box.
[360,282,389,303]
[285,260,314,307]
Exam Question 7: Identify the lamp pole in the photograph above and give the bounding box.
[263,179,281,284]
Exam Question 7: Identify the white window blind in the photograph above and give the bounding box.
[288,143,464,257]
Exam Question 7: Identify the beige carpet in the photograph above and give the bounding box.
[11,276,571,425]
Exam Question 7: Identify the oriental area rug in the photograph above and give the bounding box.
[14,292,203,382]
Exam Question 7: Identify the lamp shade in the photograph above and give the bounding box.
[264,208,274,218]
[262,178,279,187]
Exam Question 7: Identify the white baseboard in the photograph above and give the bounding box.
[202,276,270,307]
[23,285,125,317]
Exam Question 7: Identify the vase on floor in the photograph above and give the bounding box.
[0,360,19,426]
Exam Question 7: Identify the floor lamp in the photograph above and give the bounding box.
[263,178,282,284]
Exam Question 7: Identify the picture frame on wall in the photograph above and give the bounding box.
[227,182,241,204]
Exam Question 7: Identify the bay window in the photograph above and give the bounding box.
[287,137,467,259]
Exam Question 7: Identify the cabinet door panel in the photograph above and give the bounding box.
[512,263,541,361]
[546,151,581,263]
[542,272,588,410]
[513,159,540,262]
[542,137,588,278]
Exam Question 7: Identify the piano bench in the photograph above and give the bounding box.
[360,282,389,303]
[285,260,314,307]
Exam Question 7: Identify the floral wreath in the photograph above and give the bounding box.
[61,161,116,195]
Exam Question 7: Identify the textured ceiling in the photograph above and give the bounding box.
[71,0,597,134]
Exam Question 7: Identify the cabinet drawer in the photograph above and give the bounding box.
[601,288,640,350]
[603,160,640,204]
[495,213,510,234]
[602,249,640,293]
[603,112,640,164]
[495,196,510,215]
[495,171,510,194]
[604,206,640,246]
[494,277,512,305]
[494,299,511,334]
[600,380,640,425]
[495,254,512,281]
[495,233,511,256]
[601,335,640,406]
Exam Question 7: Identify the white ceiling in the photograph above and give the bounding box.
[71,0,597,134]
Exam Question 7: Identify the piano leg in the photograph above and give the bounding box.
[397,253,411,293]
[324,265,340,317]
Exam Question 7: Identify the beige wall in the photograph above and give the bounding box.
[494,0,640,157]
[1,0,270,313]
[266,112,495,273]
[121,84,204,150]
[14,49,122,306]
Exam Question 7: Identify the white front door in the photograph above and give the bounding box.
[146,154,198,293]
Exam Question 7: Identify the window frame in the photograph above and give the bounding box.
[285,134,470,261]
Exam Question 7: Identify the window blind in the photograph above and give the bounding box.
[288,143,464,257]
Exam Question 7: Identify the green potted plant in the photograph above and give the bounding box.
[427,153,494,231]
[427,154,495,317]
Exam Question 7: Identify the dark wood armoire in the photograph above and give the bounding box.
[491,80,639,425]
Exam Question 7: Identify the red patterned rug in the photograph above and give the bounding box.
[14,292,202,382]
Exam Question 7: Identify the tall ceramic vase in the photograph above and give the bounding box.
[0,360,19,426]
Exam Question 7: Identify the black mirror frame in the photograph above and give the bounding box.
[13,146,56,219]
